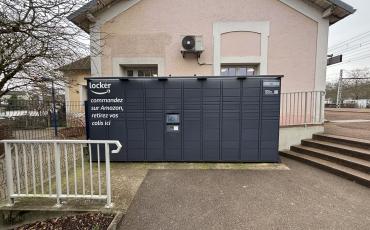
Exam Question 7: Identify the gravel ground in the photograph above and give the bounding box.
[16,212,114,230]
[119,157,370,230]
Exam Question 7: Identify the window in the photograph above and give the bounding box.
[121,65,158,77]
[221,65,257,76]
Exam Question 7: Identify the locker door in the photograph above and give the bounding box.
[164,80,182,161]
[183,79,201,161]
[241,79,261,162]
[203,79,221,161]
[126,81,145,161]
[260,80,281,162]
[221,79,241,161]
[145,81,165,161]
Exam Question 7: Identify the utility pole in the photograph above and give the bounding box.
[336,69,343,108]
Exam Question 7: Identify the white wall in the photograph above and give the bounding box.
[279,125,324,150]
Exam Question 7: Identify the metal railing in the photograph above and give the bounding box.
[1,139,122,208]
[0,100,85,140]
[280,91,325,126]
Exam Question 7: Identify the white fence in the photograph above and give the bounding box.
[280,91,325,126]
[1,139,121,208]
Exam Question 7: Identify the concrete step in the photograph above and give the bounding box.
[313,133,370,150]
[301,139,370,161]
[280,150,370,187]
[290,145,370,174]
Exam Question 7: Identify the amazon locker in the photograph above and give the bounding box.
[86,76,282,162]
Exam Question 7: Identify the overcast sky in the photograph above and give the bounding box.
[326,0,370,82]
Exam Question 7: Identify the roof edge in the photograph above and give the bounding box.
[68,0,356,31]
[327,0,356,14]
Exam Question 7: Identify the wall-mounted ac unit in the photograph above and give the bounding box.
[181,35,204,58]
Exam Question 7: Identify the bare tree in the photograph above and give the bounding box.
[0,0,91,98]
[345,68,370,100]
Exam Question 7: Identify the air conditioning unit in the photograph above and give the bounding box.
[181,35,204,57]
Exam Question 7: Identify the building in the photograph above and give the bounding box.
[59,56,91,103]
[343,99,370,108]
[61,0,355,150]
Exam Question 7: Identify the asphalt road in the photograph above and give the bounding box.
[119,157,370,230]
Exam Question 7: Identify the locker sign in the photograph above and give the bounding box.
[88,80,124,127]
[89,82,112,95]
[264,89,279,95]
[263,81,280,87]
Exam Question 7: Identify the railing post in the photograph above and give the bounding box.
[319,91,324,124]
[54,142,62,207]
[104,143,113,208]
[313,91,317,124]
[304,92,308,125]
[4,142,15,206]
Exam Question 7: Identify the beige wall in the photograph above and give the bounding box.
[221,32,261,57]
[65,70,89,102]
[64,70,90,113]
[97,0,319,92]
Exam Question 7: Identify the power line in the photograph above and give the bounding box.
[331,40,370,55]
[344,57,370,66]
[344,49,370,59]
[329,34,370,51]
[329,31,370,51]
[330,37,370,53]
[341,55,370,64]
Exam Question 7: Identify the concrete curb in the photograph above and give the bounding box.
[107,211,124,230]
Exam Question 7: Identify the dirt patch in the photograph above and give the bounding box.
[325,122,370,141]
[16,212,114,230]
[324,109,370,141]
[325,110,370,121]
[330,122,370,130]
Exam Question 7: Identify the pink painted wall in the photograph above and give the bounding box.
[100,0,318,92]
[221,32,261,57]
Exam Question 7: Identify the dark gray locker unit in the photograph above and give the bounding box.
[86,76,282,162]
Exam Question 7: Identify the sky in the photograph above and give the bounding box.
[326,0,370,82]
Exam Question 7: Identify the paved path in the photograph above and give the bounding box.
[119,158,370,230]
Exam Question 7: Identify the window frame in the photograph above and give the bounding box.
[220,64,259,77]
[120,65,158,77]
